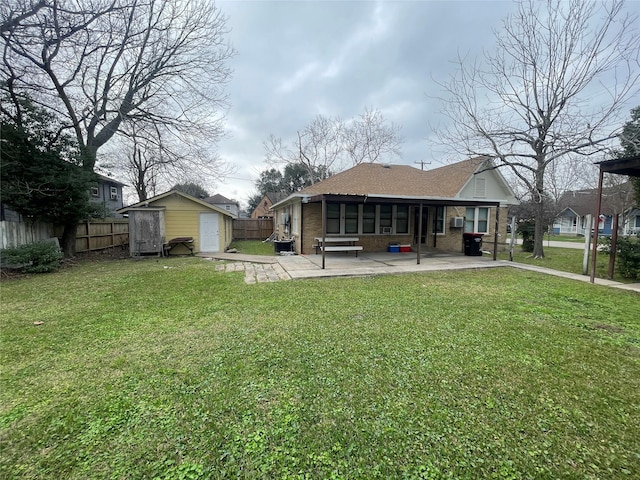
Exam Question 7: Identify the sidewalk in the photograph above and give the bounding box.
[200,251,640,292]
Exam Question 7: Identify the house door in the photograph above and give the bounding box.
[199,213,220,252]
[413,208,428,245]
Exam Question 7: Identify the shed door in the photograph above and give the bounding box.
[199,213,220,252]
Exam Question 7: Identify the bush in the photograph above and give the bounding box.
[1,240,63,273]
[516,220,536,252]
[600,234,640,280]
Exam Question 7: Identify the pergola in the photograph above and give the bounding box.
[590,155,640,283]
[308,194,503,269]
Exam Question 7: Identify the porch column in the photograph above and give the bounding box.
[321,197,326,270]
[590,169,604,283]
[493,204,500,261]
[416,203,423,265]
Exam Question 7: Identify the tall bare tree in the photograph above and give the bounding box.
[436,0,639,258]
[1,0,234,254]
[343,107,403,165]
[265,108,403,183]
[264,114,342,185]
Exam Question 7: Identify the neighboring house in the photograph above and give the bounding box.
[251,192,288,219]
[203,194,240,218]
[90,174,126,217]
[553,185,636,236]
[271,157,519,255]
[117,190,234,255]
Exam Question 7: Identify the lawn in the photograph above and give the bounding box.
[228,239,275,256]
[1,257,639,479]
[498,246,633,282]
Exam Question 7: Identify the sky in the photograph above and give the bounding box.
[211,0,522,207]
[210,0,637,208]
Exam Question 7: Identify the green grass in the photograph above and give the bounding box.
[229,239,276,256]
[497,246,633,282]
[1,257,639,479]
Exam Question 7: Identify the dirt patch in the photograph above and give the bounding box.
[593,323,625,334]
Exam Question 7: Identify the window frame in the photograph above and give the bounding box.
[464,207,490,234]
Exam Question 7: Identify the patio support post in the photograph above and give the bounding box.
[590,169,605,283]
[321,197,326,270]
[493,204,500,261]
[417,203,423,264]
[608,213,619,280]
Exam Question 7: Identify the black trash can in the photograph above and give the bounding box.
[274,240,293,253]
[463,233,483,256]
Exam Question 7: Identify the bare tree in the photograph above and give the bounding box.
[436,0,639,258]
[1,0,234,254]
[343,107,403,165]
[101,123,235,202]
[264,114,343,185]
[265,109,403,182]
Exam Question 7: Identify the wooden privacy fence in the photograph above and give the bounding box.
[60,220,129,252]
[233,218,274,240]
[0,220,55,250]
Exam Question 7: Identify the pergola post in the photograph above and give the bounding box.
[590,169,604,283]
[321,197,326,270]
[416,203,423,264]
[493,203,500,261]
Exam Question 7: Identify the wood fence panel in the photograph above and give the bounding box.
[75,220,129,252]
[233,218,274,240]
[0,221,55,249]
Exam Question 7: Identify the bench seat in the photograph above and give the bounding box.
[321,245,363,257]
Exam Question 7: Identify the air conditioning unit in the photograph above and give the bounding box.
[451,217,464,228]
[381,226,392,234]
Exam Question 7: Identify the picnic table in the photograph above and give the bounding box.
[163,237,194,256]
[314,236,363,256]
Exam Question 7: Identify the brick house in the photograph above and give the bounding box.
[271,157,518,256]
[251,192,288,219]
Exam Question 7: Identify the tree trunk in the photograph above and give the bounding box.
[60,221,77,257]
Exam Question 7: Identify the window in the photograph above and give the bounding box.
[379,205,392,232]
[396,205,409,234]
[465,207,489,233]
[326,204,340,234]
[91,186,99,197]
[345,204,359,234]
[110,186,118,200]
[363,205,376,234]
[225,205,231,211]
[434,206,446,234]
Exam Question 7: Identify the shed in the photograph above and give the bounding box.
[118,191,234,256]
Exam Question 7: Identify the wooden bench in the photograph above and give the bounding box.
[321,245,363,257]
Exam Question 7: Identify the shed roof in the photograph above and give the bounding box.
[117,190,234,217]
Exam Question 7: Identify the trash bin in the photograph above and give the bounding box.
[274,240,293,253]
[463,233,483,256]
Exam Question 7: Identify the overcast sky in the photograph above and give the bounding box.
[211,0,635,207]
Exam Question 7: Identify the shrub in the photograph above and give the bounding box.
[516,220,536,252]
[600,234,640,280]
[0,240,63,273]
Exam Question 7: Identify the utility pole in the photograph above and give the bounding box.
[414,160,431,171]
